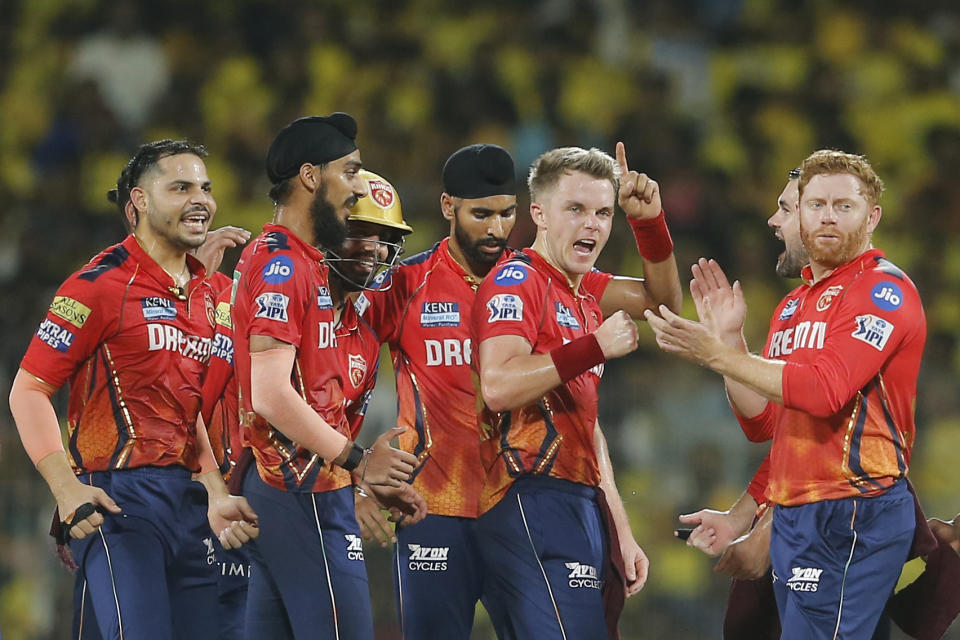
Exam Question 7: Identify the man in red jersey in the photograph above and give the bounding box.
[199,169,419,638]
[231,114,420,639]
[358,142,681,638]
[648,149,924,639]
[470,144,682,639]
[9,140,258,640]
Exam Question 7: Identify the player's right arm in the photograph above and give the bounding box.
[477,310,638,413]
[12,269,125,539]
[9,370,121,539]
[248,335,415,486]
[689,258,769,419]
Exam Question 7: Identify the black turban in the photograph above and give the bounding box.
[442,144,515,199]
[266,113,358,184]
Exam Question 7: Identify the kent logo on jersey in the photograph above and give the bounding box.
[852,314,894,351]
[487,294,523,322]
[779,298,799,321]
[255,292,289,322]
[141,296,177,321]
[555,303,580,329]
[420,301,460,327]
[493,263,528,286]
[262,255,294,284]
[37,318,75,352]
[317,286,333,309]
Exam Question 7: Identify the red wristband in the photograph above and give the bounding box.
[628,211,674,263]
[550,334,606,383]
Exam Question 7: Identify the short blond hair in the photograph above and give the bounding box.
[527,147,620,202]
[799,149,884,207]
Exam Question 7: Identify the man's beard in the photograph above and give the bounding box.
[311,184,350,251]
[801,220,869,269]
[454,223,507,268]
[775,244,809,279]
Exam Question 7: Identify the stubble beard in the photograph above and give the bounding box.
[801,220,869,270]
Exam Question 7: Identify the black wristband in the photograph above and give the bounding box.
[341,442,366,472]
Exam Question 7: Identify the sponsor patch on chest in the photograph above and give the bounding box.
[778,298,799,321]
[317,286,333,310]
[555,302,580,329]
[420,301,460,327]
[141,296,177,321]
[852,314,894,351]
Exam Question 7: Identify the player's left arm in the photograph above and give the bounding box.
[596,141,681,319]
[595,421,648,595]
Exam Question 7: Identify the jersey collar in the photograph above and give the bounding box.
[122,234,207,298]
[521,248,585,297]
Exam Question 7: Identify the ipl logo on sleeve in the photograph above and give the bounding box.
[487,294,524,322]
[255,293,289,322]
[852,314,895,351]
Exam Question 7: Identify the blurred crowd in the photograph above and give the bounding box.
[1,0,959,637]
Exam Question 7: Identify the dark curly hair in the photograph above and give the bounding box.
[107,139,207,230]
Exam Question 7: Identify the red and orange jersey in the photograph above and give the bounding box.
[471,249,605,513]
[336,299,381,439]
[20,235,216,473]
[232,224,351,494]
[357,239,485,517]
[739,249,925,506]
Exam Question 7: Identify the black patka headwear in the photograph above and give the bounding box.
[442,144,515,199]
[266,113,358,183]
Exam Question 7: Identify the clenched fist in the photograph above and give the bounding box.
[593,310,639,359]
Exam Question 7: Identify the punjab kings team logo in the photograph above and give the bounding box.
[348,353,367,388]
[369,179,394,208]
[816,285,843,312]
[205,293,217,328]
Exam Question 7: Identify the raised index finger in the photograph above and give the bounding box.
[615,141,629,174]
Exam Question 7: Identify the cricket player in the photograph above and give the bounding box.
[471,144,679,639]
[9,139,258,640]
[647,150,924,639]
[230,114,420,639]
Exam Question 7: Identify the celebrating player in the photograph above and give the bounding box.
[470,144,680,639]
[359,142,680,638]
[9,140,258,640]
[231,114,420,639]
[647,150,923,639]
